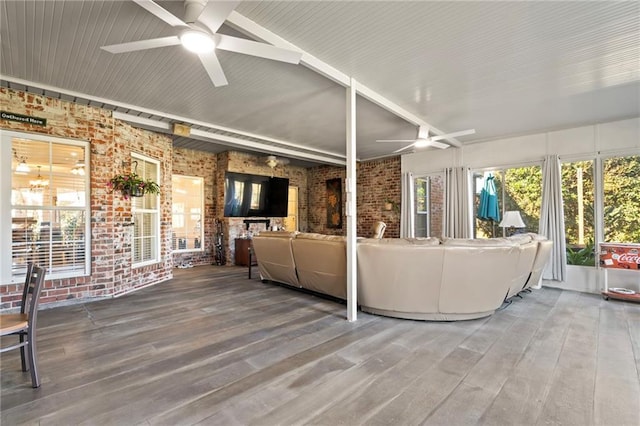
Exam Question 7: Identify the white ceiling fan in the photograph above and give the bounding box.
[377,126,476,153]
[263,155,290,169]
[101,0,302,87]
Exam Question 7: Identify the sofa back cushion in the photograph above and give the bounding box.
[357,242,445,313]
[439,245,520,314]
[442,237,518,247]
[292,236,347,299]
[251,234,300,287]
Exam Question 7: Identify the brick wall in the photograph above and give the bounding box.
[1,87,406,308]
[307,157,401,237]
[430,175,445,238]
[1,87,173,308]
[356,157,401,238]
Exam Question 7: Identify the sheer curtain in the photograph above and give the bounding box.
[444,167,472,238]
[400,172,415,238]
[540,155,567,281]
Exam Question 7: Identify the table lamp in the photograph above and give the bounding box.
[499,211,526,236]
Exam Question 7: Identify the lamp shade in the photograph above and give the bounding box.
[499,211,525,228]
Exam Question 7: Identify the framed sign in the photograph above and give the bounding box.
[326,178,342,229]
[599,243,640,270]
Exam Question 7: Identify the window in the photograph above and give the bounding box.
[282,186,298,231]
[562,160,595,265]
[473,165,542,238]
[2,131,90,282]
[414,174,444,238]
[172,175,204,252]
[603,154,640,243]
[131,155,160,266]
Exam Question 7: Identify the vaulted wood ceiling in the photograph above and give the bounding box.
[1,1,638,165]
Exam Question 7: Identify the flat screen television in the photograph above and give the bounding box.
[223,172,289,217]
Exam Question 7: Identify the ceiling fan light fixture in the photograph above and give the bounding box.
[71,161,85,176]
[414,138,430,148]
[266,155,279,169]
[180,30,215,54]
[16,160,30,173]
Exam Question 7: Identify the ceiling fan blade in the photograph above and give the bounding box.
[132,0,187,27]
[417,125,429,139]
[214,34,302,64]
[197,0,242,33]
[430,129,476,142]
[376,139,416,143]
[393,144,417,154]
[101,36,181,54]
[198,51,229,87]
[429,140,450,149]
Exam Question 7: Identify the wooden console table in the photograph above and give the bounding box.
[235,238,252,266]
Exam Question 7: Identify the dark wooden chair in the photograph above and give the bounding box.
[0,263,46,388]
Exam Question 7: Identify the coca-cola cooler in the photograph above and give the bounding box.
[600,242,640,303]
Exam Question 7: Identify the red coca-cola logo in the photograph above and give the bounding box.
[617,254,640,264]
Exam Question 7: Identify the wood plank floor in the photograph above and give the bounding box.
[2,266,639,425]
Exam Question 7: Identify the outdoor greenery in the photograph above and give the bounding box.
[474,155,639,265]
[475,166,542,238]
[603,156,640,243]
[566,239,596,266]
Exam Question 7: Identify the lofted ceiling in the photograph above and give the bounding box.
[1,0,638,166]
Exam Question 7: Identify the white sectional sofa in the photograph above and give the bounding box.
[251,231,552,321]
[357,236,540,320]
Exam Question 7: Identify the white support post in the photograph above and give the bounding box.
[346,78,358,322]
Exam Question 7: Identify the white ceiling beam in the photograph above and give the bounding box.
[112,110,346,165]
[226,11,462,148]
[189,128,346,165]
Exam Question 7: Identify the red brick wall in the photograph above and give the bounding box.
[307,157,401,237]
[1,88,173,308]
[0,87,405,308]
[356,157,401,238]
[307,165,347,235]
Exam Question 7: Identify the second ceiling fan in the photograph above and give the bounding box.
[101,0,302,87]
[377,126,476,153]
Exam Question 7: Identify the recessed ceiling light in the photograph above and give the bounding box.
[180,30,215,54]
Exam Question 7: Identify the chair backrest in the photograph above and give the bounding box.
[23,265,46,327]
[20,263,35,314]
[372,221,386,239]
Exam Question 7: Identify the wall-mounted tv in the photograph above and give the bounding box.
[223,172,289,218]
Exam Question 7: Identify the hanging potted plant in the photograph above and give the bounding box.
[108,171,160,199]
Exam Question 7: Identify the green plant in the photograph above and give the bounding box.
[108,172,160,199]
[566,239,595,266]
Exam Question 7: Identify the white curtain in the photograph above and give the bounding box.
[444,167,472,238]
[400,172,415,238]
[540,155,567,281]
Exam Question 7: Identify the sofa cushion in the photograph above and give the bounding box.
[296,233,346,242]
[442,237,518,247]
[506,234,534,244]
[526,232,548,241]
[255,231,298,239]
[357,237,440,246]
